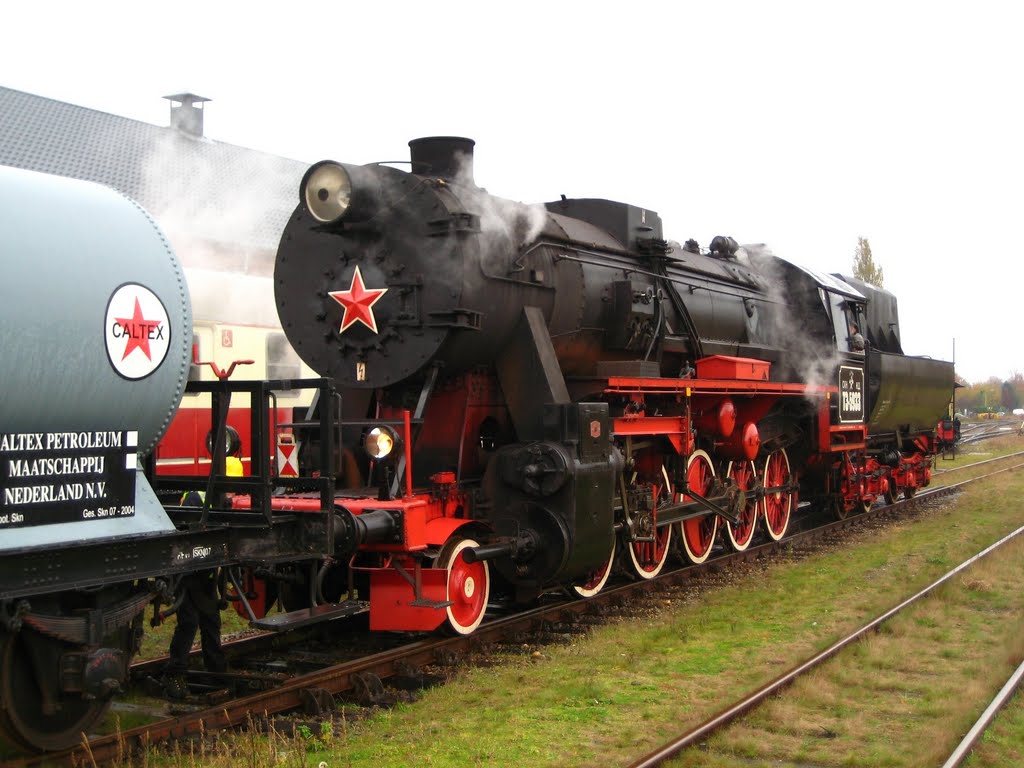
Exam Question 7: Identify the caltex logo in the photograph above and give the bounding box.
[104,283,171,379]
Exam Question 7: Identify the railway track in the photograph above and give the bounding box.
[11,458,1023,767]
[957,421,1022,446]
[626,459,1024,768]
[932,448,1024,476]
[941,658,1024,768]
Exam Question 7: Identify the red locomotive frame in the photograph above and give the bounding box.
[165,352,938,636]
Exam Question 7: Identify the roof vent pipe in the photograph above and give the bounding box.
[163,93,210,138]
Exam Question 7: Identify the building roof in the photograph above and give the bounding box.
[0,85,308,261]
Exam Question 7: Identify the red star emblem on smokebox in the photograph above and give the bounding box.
[328,265,389,334]
[116,297,163,361]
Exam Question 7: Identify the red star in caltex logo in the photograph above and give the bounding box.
[115,297,164,361]
[328,265,388,334]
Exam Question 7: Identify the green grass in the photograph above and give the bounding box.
[666,473,1024,768]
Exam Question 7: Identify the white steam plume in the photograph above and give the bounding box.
[742,243,844,390]
[140,132,304,325]
[450,150,549,253]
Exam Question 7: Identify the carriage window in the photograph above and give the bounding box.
[267,333,301,380]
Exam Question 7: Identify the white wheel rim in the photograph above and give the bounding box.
[573,538,616,598]
[725,460,758,552]
[627,523,672,579]
[681,515,718,564]
[681,450,718,564]
[762,449,792,542]
[440,538,490,635]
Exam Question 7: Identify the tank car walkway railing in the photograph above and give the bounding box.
[151,376,341,523]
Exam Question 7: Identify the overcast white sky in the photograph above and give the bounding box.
[3,1,1021,383]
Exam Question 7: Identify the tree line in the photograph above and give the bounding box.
[956,373,1024,415]
[851,240,1020,416]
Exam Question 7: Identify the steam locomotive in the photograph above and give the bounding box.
[0,140,953,752]
[267,136,953,627]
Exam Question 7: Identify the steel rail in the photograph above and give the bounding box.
[933,449,1024,475]
[940,659,1024,768]
[626,463,1024,768]
[49,491,945,767]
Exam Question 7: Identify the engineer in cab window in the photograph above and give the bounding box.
[848,322,865,352]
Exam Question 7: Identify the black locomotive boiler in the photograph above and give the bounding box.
[268,137,954,631]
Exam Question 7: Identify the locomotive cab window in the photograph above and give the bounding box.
[267,332,302,380]
[831,297,865,354]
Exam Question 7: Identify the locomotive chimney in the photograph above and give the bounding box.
[409,136,475,182]
[163,93,210,138]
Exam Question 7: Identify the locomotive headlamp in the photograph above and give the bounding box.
[303,161,353,223]
[301,160,382,225]
[365,425,402,462]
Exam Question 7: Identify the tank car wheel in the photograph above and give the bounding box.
[437,538,491,635]
[884,486,899,505]
[724,460,759,551]
[0,630,111,753]
[680,450,719,564]
[571,538,616,598]
[762,449,794,542]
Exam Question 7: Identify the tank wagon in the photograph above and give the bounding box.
[0,168,335,752]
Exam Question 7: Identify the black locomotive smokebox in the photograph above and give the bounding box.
[274,172,457,389]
